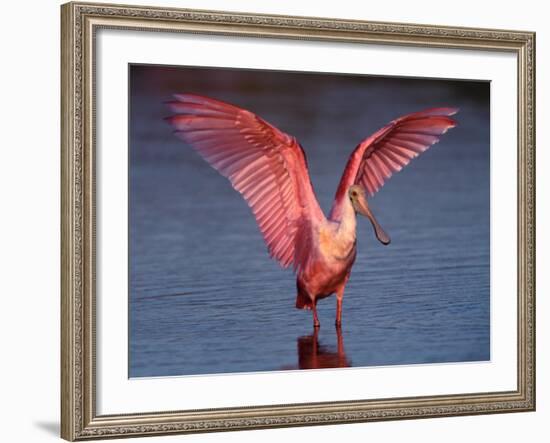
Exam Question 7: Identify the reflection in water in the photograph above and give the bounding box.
[283,328,351,370]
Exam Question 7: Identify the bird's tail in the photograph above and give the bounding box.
[295,292,312,310]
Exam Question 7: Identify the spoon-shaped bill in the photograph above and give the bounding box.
[354,195,390,245]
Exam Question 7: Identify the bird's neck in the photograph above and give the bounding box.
[336,197,357,240]
[329,193,346,221]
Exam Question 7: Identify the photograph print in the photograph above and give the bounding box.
[129,64,490,378]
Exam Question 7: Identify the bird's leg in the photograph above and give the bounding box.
[335,287,345,328]
[312,300,320,328]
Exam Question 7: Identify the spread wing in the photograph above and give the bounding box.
[330,107,458,220]
[165,94,325,269]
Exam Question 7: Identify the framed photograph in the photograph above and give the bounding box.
[61,1,536,440]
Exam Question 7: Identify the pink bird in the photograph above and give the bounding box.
[166,94,457,328]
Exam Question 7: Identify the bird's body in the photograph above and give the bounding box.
[166,94,457,328]
[295,199,358,326]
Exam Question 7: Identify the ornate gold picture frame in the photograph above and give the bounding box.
[61,1,535,440]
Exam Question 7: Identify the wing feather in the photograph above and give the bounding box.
[166,94,325,270]
[330,107,458,220]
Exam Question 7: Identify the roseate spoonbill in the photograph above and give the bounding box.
[165,94,457,328]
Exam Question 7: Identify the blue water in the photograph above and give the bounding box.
[129,66,490,377]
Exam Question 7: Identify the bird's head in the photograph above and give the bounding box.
[348,185,391,245]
